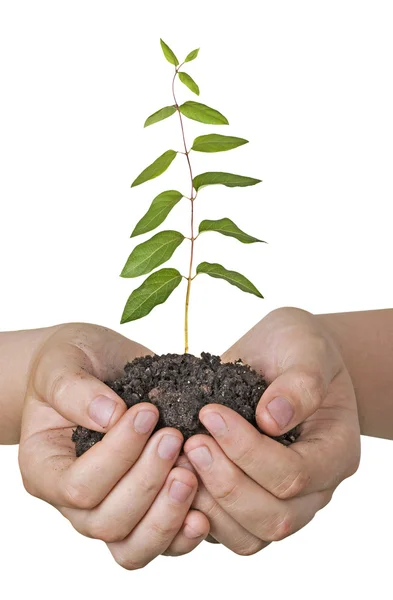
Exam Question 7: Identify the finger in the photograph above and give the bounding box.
[162,510,210,557]
[288,370,361,491]
[107,467,198,571]
[173,454,265,554]
[199,404,309,499]
[184,434,331,542]
[33,341,128,432]
[191,476,268,555]
[255,365,330,436]
[62,427,184,540]
[20,403,160,507]
[202,377,358,498]
[221,308,342,437]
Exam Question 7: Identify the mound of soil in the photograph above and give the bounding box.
[72,352,299,457]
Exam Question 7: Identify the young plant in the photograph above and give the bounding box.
[121,39,264,353]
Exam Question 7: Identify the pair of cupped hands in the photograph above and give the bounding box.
[19,308,360,569]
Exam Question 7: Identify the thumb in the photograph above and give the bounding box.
[32,342,127,431]
[256,366,328,437]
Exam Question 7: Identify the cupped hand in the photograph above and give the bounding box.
[18,323,209,568]
[182,307,361,555]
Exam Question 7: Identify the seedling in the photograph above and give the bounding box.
[72,51,301,457]
[120,39,264,353]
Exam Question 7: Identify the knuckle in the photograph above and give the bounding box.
[87,519,127,544]
[49,371,72,407]
[263,512,293,542]
[212,470,242,508]
[297,369,325,412]
[233,443,256,471]
[149,519,179,544]
[311,333,331,360]
[137,473,162,498]
[63,482,97,510]
[272,468,311,499]
[192,490,220,520]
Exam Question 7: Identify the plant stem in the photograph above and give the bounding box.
[172,66,197,354]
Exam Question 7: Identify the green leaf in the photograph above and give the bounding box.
[121,230,184,278]
[121,268,182,323]
[193,171,262,191]
[184,48,199,63]
[178,72,200,96]
[196,262,263,298]
[131,190,183,237]
[198,218,264,244]
[179,101,229,125]
[131,150,177,188]
[144,105,177,128]
[160,39,179,66]
[191,134,248,153]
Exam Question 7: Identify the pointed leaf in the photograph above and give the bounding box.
[178,72,200,96]
[160,39,179,66]
[196,262,263,298]
[193,172,261,191]
[121,231,184,278]
[179,101,228,125]
[121,268,182,323]
[131,190,183,237]
[185,48,200,63]
[199,218,264,244]
[144,105,177,128]
[192,134,248,153]
[131,150,177,188]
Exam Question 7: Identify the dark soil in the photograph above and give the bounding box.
[72,352,300,457]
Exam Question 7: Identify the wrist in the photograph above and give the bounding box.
[0,324,61,444]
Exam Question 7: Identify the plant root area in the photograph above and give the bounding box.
[72,352,300,457]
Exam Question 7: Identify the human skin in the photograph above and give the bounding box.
[1,308,392,562]
[316,309,393,440]
[15,324,210,567]
[181,307,391,552]
[180,307,362,552]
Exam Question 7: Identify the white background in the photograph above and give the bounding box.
[1,1,392,598]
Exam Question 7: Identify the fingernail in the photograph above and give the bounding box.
[133,410,157,434]
[169,480,193,504]
[158,434,182,460]
[267,397,294,429]
[201,411,227,436]
[183,524,203,539]
[88,395,116,428]
[187,446,213,471]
